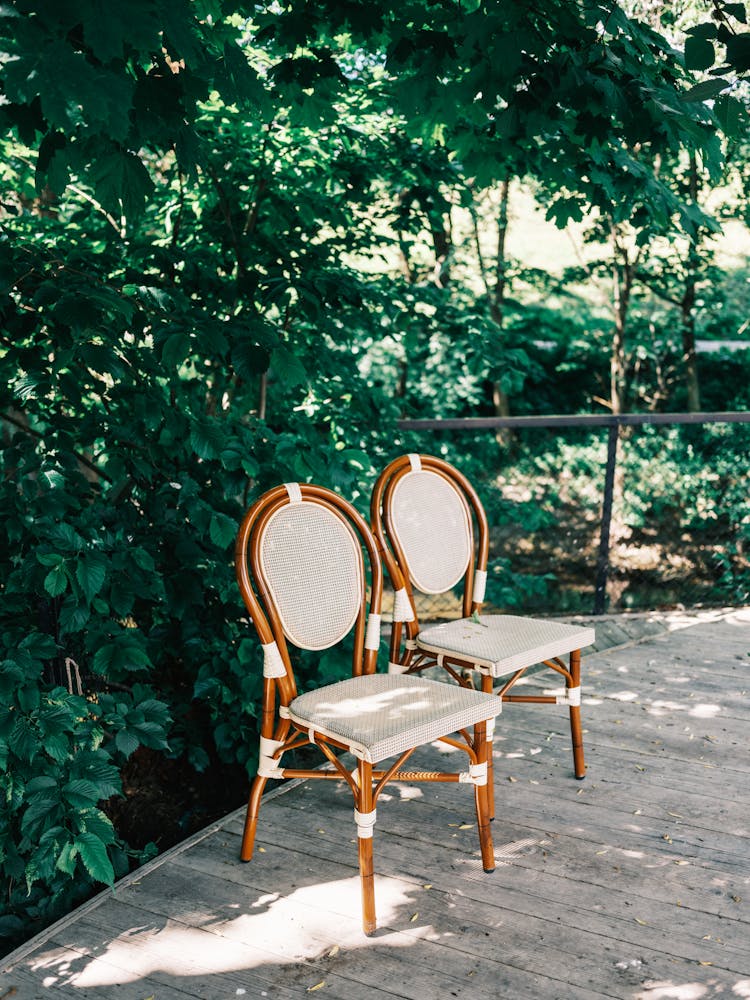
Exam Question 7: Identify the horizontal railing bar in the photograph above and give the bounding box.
[398,410,750,431]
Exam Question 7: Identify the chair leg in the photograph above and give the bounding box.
[356,759,377,936]
[240,774,267,862]
[568,649,586,779]
[481,674,496,821]
[473,723,495,873]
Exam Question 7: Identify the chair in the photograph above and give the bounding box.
[235,482,504,935]
[370,454,595,812]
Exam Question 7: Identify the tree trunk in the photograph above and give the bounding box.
[491,179,512,441]
[681,153,701,412]
[610,223,638,415]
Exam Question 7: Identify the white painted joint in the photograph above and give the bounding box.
[262,641,287,679]
[469,761,488,786]
[365,613,381,651]
[388,661,409,674]
[557,685,581,706]
[407,453,422,472]
[392,587,415,623]
[485,716,496,742]
[354,808,377,839]
[473,569,487,604]
[257,736,285,778]
[284,482,303,504]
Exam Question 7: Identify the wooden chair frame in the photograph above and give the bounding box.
[371,454,590,816]
[235,482,500,935]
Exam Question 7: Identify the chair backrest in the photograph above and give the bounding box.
[371,454,489,626]
[236,483,385,704]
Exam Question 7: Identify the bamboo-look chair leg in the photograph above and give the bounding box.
[356,759,377,936]
[568,648,586,779]
[481,674,496,821]
[473,722,495,873]
[240,773,267,862]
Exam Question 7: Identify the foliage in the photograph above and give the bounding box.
[1,0,749,956]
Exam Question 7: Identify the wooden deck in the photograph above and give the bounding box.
[3,608,749,999]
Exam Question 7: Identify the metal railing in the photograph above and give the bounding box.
[397,411,750,615]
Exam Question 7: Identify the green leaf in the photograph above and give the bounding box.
[21,797,59,835]
[56,842,78,876]
[76,552,108,604]
[271,345,307,386]
[682,78,729,102]
[162,331,192,368]
[685,36,716,71]
[48,523,85,552]
[209,512,237,548]
[90,150,154,222]
[686,23,718,39]
[114,728,140,757]
[190,420,225,460]
[74,832,115,885]
[63,779,102,807]
[714,94,744,137]
[723,3,747,22]
[44,564,68,598]
[19,633,59,660]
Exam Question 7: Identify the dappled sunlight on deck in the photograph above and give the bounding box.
[4,608,750,999]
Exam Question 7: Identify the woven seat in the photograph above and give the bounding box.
[371,454,595,803]
[289,673,502,764]
[417,615,596,678]
[235,482,502,936]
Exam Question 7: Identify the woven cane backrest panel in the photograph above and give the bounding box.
[389,470,472,594]
[259,501,364,650]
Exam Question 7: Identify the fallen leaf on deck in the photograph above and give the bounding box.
[328,946,340,958]
[410,912,419,922]
[307,982,326,992]
[635,918,648,926]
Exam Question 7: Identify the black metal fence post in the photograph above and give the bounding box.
[593,422,621,615]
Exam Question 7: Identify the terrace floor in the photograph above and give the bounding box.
[3,608,750,999]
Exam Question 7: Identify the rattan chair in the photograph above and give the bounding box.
[371,454,595,810]
[235,482,504,935]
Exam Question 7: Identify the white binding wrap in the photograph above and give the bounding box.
[388,661,408,674]
[257,736,285,778]
[486,716,496,742]
[473,569,487,604]
[557,686,581,706]
[407,453,422,472]
[354,808,377,839]
[262,641,287,678]
[283,482,303,504]
[392,587,415,623]
[459,761,488,786]
[364,613,381,651]
[404,638,418,650]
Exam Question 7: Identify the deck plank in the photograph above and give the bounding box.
[3,608,750,999]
